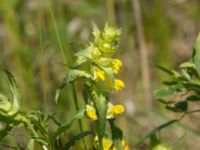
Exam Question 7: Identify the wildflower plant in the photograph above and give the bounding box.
[56,24,128,150]
[136,33,200,150]
[154,33,200,113]
[0,24,129,150]
[3,23,199,150]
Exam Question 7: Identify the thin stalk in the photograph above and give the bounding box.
[97,130,103,150]
[38,0,47,112]
[25,119,47,150]
[47,0,67,64]
[47,0,87,149]
[106,0,116,26]
[71,83,87,149]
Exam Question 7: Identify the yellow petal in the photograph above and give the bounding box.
[111,104,125,116]
[102,137,113,150]
[95,69,106,81]
[114,79,125,91]
[86,105,98,121]
[113,59,122,74]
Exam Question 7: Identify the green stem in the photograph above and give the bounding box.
[97,134,103,150]
[106,0,116,26]
[47,0,67,65]
[38,0,47,112]
[47,1,87,149]
[71,84,87,150]
[24,118,47,150]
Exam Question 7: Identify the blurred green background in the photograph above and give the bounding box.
[0,0,200,149]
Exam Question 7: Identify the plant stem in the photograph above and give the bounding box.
[38,0,47,112]
[24,118,47,150]
[71,83,87,150]
[47,1,87,149]
[106,0,116,26]
[47,0,67,64]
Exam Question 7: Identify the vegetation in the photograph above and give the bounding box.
[0,0,200,150]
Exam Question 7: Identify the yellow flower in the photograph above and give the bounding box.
[94,136,113,150]
[102,137,113,150]
[112,139,129,150]
[124,145,129,150]
[121,140,126,147]
[113,59,122,74]
[121,140,129,150]
[95,69,106,81]
[107,103,125,119]
[114,79,125,91]
[86,105,98,121]
[111,105,125,116]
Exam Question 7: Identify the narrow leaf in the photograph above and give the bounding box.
[52,108,85,140]
[154,84,184,98]
[63,131,93,149]
[136,119,177,146]
[4,69,19,109]
[55,78,67,103]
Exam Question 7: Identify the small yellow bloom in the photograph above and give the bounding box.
[121,140,126,147]
[95,69,106,81]
[94,136,113,150]
[102,137,113,150]
[86,105,98,121]
[107,103,125,119]
[113,59,122,74]
[113,140,129,150]
[114,79,125,91]
[111,105,125,116]
[124,145,129,150]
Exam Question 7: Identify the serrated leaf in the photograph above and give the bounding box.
[180,61,195,69]
[93,91,107,139]
[52,108,85,140]
[4,69,19,109]
[75,49,91,59]
[67,69,92,83]
[154,84,184,98]
[63,131,93,149]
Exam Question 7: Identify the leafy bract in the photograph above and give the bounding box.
[52,108,85,141]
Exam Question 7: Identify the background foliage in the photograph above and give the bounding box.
[0,0,200,149]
